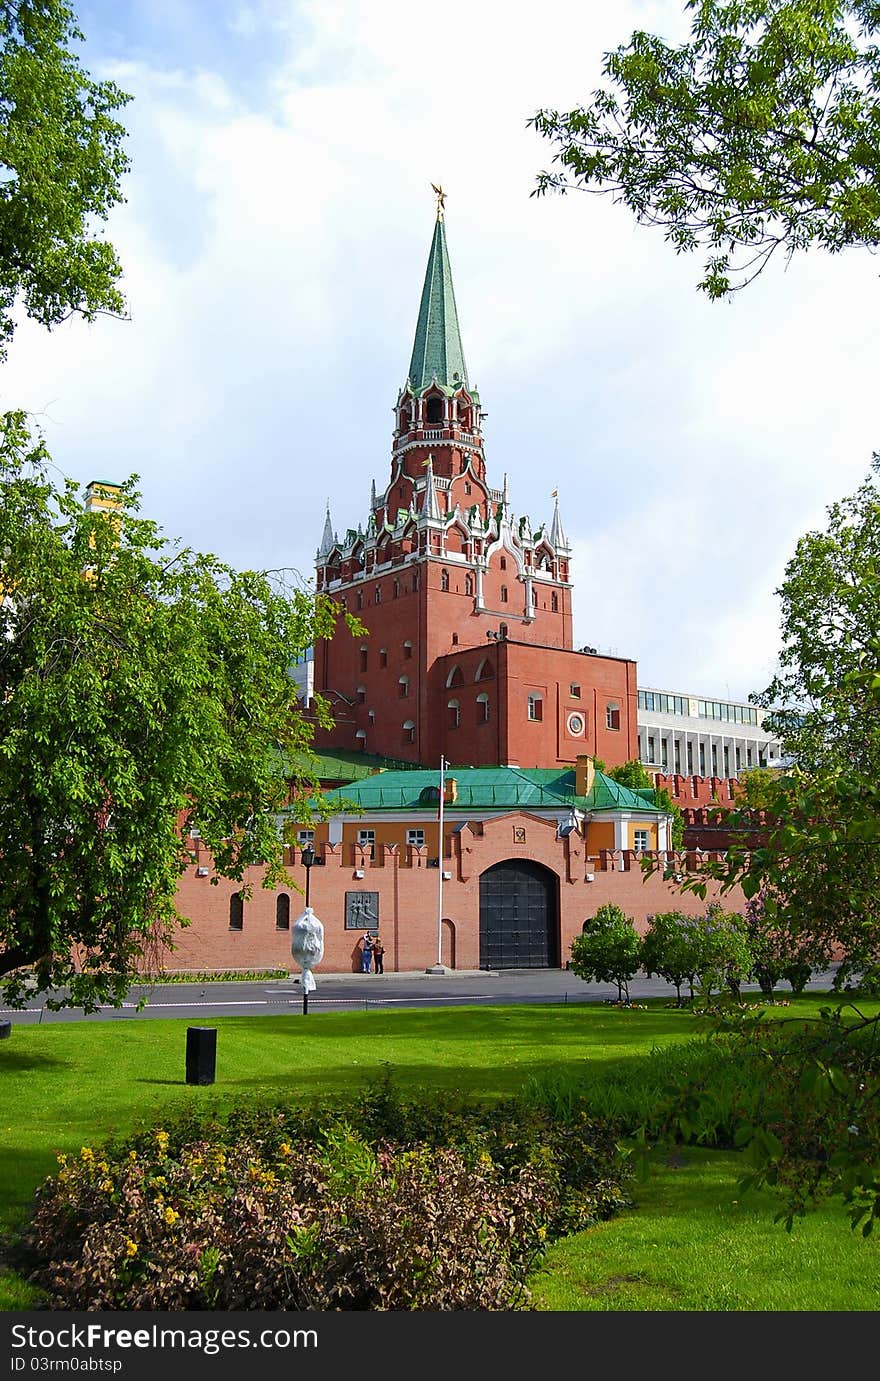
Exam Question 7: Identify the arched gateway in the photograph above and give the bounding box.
[478,860,559,970]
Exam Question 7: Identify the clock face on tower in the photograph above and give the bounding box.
[567,712,585,738]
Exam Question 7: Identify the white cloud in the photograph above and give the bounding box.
[3,0,876,704]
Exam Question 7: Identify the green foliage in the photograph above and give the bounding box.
[696,903,753,998]
[528,1003,880,1236]
[642,910,704,1003]
[743,887,824,995]
[605,760,684,847]
[607,758,652,790]
[0,414,348,1011]
[532,0,880,297]
[673,472,880,974]
[525,1033,771,1147]
[21,1080,630,1310]
[570,903,642,1002]
[731,1006,880,1233]
[761,471,880,779]
[0,1,130,355]
[642,906,753,1002]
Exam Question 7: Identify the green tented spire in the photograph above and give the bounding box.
[407,209,469,392]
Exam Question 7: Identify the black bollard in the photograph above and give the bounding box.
[185,1026,217,1085]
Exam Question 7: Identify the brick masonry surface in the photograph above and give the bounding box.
[169,812,745,974]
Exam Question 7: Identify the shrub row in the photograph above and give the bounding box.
[572,902,823,1004]
[23,1078,630,1310]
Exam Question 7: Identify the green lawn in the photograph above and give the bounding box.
[1,996,877,1311]
[531,1148,880,1311]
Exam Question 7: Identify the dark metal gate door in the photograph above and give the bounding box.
[479,860,559,970]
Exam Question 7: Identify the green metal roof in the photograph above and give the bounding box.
[316,765,664,814]
[288,749,420,783]
[407,214,469,393]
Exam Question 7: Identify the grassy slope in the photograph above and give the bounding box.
[2,996,878,1311]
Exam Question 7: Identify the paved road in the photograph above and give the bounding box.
[0,966,841,1024]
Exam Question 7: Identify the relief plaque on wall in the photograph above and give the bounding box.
[344,891,380,931]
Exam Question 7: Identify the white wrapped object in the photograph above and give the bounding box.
[291,906,324,993]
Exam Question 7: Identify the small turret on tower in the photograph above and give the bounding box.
[550,492,570,553]
[317,502,336,560]
[422,455,442,521]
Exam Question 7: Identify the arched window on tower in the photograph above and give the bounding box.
[441,569,449,591]
[475,658,495,682]
[356,590,364,610]
[393,578,400,599]
[446,665,464,689]
[360,647,368,672]
[356,685,366,704]
[447,698,461,729]
[403,719,415,744]
[476,692,490,724]
[551,591,559,612]
[403,640,413,660]
[399,675,409,698]
[276,894,290,930]
[464,573,474,597]
[426,395,443,424]
[500,585,508,604]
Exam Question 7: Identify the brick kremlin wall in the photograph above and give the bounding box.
[166,812,746,975]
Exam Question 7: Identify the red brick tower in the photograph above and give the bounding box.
[313,200,638,769]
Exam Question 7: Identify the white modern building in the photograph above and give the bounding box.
[290,646,314,702]
[636,686,782,778]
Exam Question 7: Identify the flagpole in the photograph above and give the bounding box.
[436,755,446,968]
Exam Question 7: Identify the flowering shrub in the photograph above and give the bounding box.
[23,1086,630,1310]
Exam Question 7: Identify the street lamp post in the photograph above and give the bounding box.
[300,844,316,1014]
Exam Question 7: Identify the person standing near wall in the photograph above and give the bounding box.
[360,933,373,974]
[372,936,385,974]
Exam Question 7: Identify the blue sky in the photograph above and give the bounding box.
[5,1,879,702]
